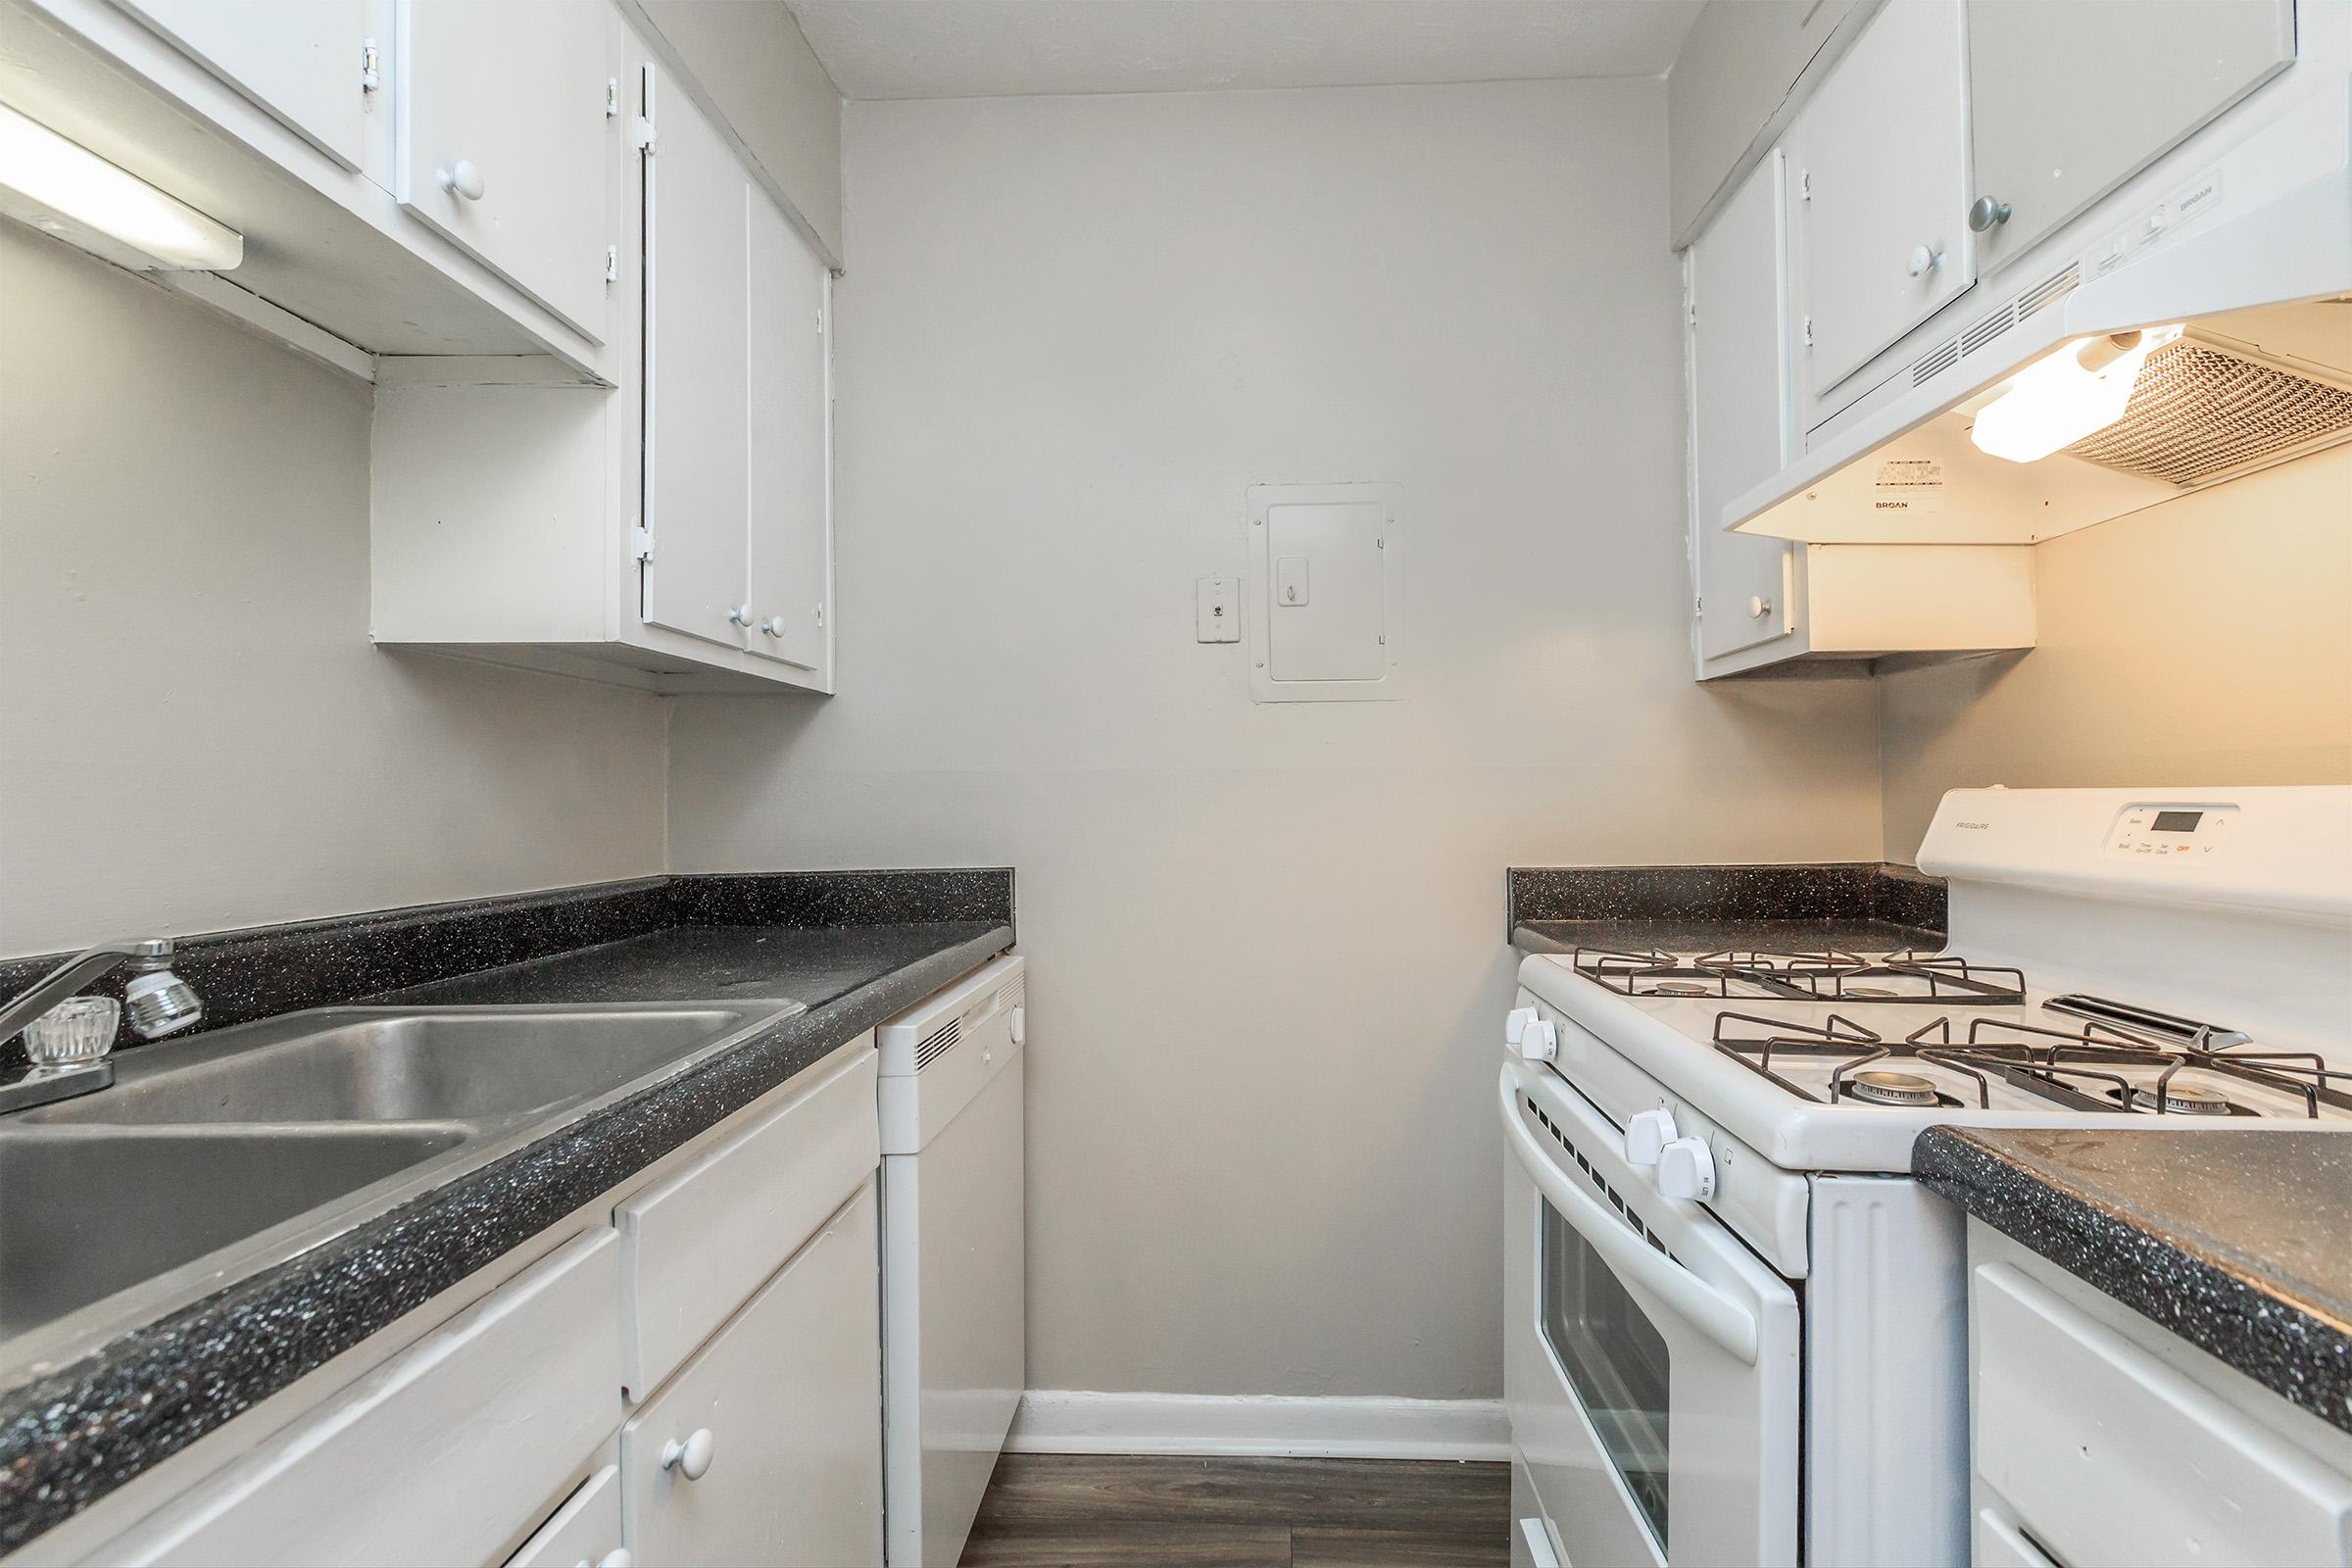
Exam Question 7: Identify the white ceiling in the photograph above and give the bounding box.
[787,0,1707,101]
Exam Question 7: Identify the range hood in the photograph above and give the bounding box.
[1729,90,2352,547]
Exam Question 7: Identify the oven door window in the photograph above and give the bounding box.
[1540,1193,1672,1551]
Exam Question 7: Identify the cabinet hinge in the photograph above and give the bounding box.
[632,116,657,154]
[360,39,380,93]
[814,602,825,629]
[814,307,824,334]
[1799,169,1812,203]
[1693,595,1703,616]
[606,76,620,118]
[605,244,618,283]
[1802,315,1815,349]
[631,526,656,561]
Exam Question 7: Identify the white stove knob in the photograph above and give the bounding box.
[1624,1107,1677,1167]
[1655,1137,1717,1201]
[1518,1018,1558,1062]
[1504,1005,1539,1047]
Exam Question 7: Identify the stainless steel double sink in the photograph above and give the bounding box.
[0,1002,801,1378]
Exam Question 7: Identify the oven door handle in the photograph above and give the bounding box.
[1500,1061,1761,1365]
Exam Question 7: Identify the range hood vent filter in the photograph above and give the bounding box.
[2063,335,2352,488]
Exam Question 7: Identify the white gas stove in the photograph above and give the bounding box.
[1499,787,2352,1568]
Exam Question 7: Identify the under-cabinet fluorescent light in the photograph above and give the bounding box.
[0,100,241,271]
[1968,325,2181,464]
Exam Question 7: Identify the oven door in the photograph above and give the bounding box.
[1500,1058,1800,1567]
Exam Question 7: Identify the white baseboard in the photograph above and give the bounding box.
[1004,1391,1509,1462]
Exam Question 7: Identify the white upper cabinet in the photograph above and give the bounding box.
[396,0,620,343]
[1790,0,1974,408]
[747,196,833,673]
[1966,0,2296,271]
[119,0,372,171]
[642,63,834,677]
[643,66,753,652]
[1690,149,1797,666]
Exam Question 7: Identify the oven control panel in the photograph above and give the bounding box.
[2106,802,2238,859]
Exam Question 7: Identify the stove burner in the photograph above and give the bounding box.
[1845,986,1898,999]
[1653,981,1708,996]
[2131,1082,2240,1117]
[1845,1068,1941,1106]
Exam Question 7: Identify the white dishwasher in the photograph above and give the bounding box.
[877,954,1027,1568]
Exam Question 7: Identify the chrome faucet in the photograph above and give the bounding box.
[0,939,204,1112]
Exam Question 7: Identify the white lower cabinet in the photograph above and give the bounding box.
[1969,1226,2352,1568]
[508,1456,627,1568]
[621,1183,884,1567]
[109,1229,624,1567]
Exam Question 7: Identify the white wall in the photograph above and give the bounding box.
[0,224,670,956]
[1879,447,2352,862]
[667,80,1885,1400]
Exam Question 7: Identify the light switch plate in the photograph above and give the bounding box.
[1245,482,1401,704]
[1196,573,1240,642]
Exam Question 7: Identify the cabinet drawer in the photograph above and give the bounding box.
[1974,1260,2352,1566]
[621,1182,883,1567]
[508,1454,624,1568]
[617,1042,877,1397]
[121,1229,623,1567]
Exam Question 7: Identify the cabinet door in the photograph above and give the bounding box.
[508,1458,625,1568]
[1967,0,2294,270]
[122,0,370,171]
[397,0,616,341]
[1691,150,1798,664]
[1793,0,1973,399]
[642,68,750,652]
[745,195,831,673]
[621,1182,883,1567]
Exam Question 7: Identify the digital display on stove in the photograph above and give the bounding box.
[2152,810,2204,833]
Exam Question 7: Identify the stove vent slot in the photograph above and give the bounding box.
[913,1016,961,1070]
[996,974,1025,1014]
[2063,334,2352,488]
[1528,1098,1675,1260]
[1911,336,1961,386]
[1960,307,2015,358]
[2015,262,2080,321]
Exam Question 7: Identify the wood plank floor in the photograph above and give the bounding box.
[959,1453,1511,1567]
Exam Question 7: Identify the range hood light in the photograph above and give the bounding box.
[0,100,242,271]
[1968,325,2183,465]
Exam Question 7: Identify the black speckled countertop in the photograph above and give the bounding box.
[1916,1125,2352,1435]
[1507,860,1945,956]
[0,874,1014,1553]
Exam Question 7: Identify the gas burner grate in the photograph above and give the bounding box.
[1710,1008,2343,1118]
[1572,947,2024,1004]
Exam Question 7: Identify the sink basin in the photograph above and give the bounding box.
[0,1001,794,1374]
[0,1123,468,1340]
[19,1006,756,1127]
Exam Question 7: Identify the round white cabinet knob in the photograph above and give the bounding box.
[438,159,485,201]
[594,1551,635,1568]
[1907,243,1942,278]
[1655,1137,1717,1201]
[662,1428,715,1481]
[1624,1107,1678,1167]
[726,604,755,628]
[760,614,787,637]
[1748,595,1772,618]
